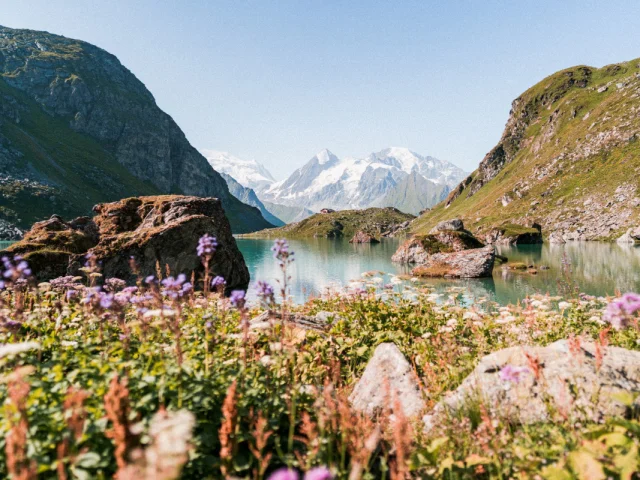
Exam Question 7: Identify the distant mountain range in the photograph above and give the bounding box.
[203,147,467,220]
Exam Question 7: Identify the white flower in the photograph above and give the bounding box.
[61,341,78,348]
[0,341,40,359]
[143,309,177,318]
[463,311,482,321]
[558,301,572,310]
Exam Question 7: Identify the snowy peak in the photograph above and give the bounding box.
[316,148,339,165]
[200,150,276,192]
[261,147,468,215]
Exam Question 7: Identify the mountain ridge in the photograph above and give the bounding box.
[0,25,272,234]
[412,58,640,241]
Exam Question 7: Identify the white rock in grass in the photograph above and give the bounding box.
[349,343,425,417]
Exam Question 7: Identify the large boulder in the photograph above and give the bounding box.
[429,218,465,234]
[411,246,495,278]
[3,196,249,292]
[424,340,640,430]
[392,231,484,264]
[349,343,425,418]
[617,227,640,244]
[350,231,380,244]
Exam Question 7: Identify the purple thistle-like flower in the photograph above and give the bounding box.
[145,275,156,285]
[304,467,333,480]
[1,255,32,283]
[271,238,294,267]
[211,275,226,290]
[66,289,78,301]
[268,469,299,480]
[603,292,640,329]
[161,274,191,299]
[197,234,218,259]
[229,290,246,309]
[255,280,275,304]
[99,293,114,310]
[498,365,530,384]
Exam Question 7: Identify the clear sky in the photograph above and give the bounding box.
[2,1,640,179]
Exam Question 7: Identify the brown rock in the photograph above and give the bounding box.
[392,231,484,264]
[411,246,495,278]
[4,196,249,292]
[349,231,380,244]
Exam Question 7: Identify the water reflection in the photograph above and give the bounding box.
[236,238,640,305]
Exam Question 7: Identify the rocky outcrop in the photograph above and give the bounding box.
[0,219,24,241]
[349,231,380,244]
[349,343,425,417]
[0,26,270,234]
[484,223,543,245]
[3,196,249,291]
[250,311,338,332]
[429,218,465,233]
[411,246,495,278]
[424,339,640,430]
[392,220,484,264]
[617,227,640,244]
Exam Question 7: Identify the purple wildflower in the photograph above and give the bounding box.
[161,274,191,300]
[197,234,218,259]
[271,238,294,267]
[304,467,333,480]
[498,365,530,383]
[256,280,275,305]
[99,293,114,310]
[145,275,156,285]
[603,292,640,329]
[229,290,246,309]
[50,276,82,292]
[66,289,79,301]
[1,255,32,283]
[211,275,226,290]
[268,469,299,480]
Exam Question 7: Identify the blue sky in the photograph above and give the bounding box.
[2,1,640,178]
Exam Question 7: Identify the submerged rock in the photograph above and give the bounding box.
[411,246,495,278]
[424,339,640,430]
[350,231,380,244]
[3,196,249,292]
[349,343,425,417]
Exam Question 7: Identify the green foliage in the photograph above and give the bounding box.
[1,280,639,478]
[242,207,415,239]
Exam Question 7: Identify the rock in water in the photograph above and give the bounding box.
[349,231,380,244]
[617,227,640,244]
[411,246,495,278]
[424,340,640,430]
[349,343,425,417]
[392,231,484,264]
[3,196,249,292]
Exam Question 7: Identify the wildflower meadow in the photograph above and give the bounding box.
[0,236,639,479]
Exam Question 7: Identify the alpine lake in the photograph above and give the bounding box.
[236,237,640,306]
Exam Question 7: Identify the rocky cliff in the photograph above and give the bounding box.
[0,26,272,235]
[412,58,640,241]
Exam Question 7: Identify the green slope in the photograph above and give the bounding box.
[242,207,415,239]
[413,59,640,241]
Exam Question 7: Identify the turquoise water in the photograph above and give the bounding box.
[236,238,640,305]
[0,241,15,250]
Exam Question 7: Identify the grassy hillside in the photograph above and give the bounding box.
[0,78,161,226]
[412,58,640,241]
[241,207,415,239]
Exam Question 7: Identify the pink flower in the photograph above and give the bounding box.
[268,468,299,480]
[304,466,333,480]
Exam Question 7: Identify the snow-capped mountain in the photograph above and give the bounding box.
[262,147,468,215]
[200,150,276,193]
